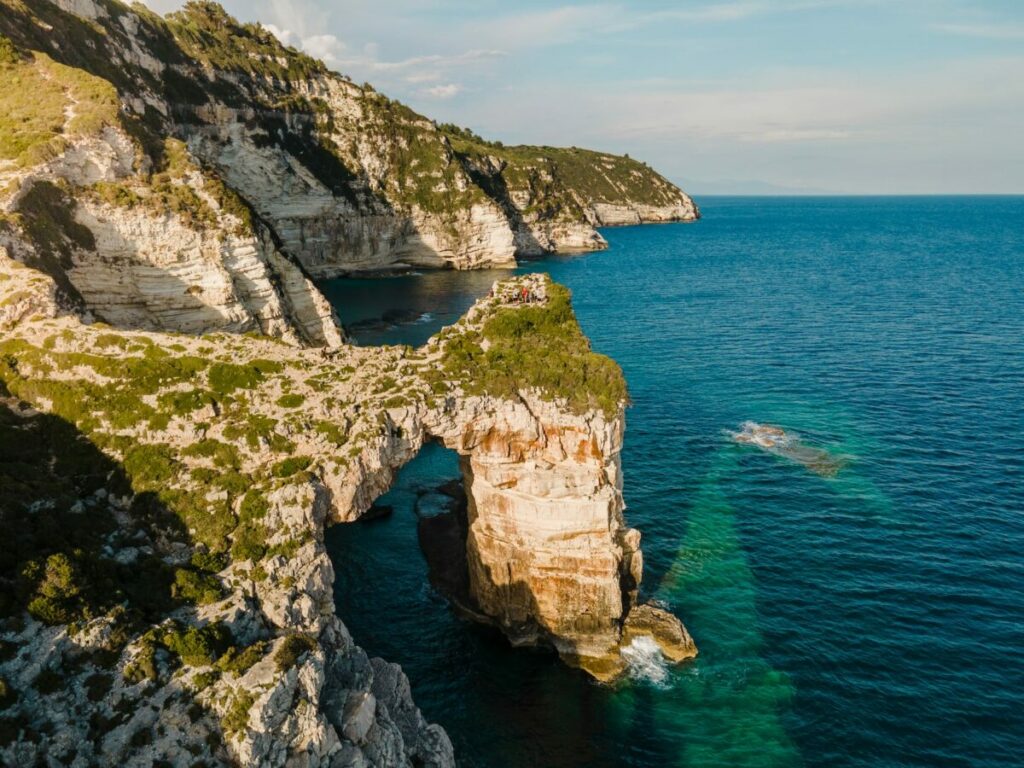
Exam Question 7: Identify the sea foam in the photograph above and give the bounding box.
[621,635,671,687]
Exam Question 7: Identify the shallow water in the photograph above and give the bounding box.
[323,197,1024,767]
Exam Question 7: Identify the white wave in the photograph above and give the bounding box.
[621,636,670,688]
[416,312,433,323]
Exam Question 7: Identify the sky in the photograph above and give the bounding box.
[141,0,1024,194]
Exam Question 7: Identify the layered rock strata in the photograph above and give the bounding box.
[1,0,698,289]
[0,264,694,765]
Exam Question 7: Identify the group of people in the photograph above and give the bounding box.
[488,285,541,304]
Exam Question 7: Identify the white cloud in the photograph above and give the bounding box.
[346,49,505,74]
[932,23,1024,41]
[423,83,461,99]
[301,34,345,66]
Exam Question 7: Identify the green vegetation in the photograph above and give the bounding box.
[271,456,311,479]
[172,568,223,605]
[84,139,255,236]
[435,280,628,417]
[0,397,179,626]
[161,621,232,667]
[216,640,266,675]
[208,361,263,395]
[0,47,119,168]
[443,126,685,214]
[182,439,241,469]
[157,388,216,416]
[314,420,347,447]
[222,689,255,735]
[275,393,305,408]
[273,634,316,672]
[165,1,326,81]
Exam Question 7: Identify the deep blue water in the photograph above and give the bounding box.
[322,197,1024,767]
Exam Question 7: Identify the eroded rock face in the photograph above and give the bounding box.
[420,393,694,679]
[0,266,691,765]
[1,0,699,290]
[68,195,342,346]
[426,396,630,657]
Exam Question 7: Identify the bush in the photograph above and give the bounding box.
[182,438,240,469]
[273,634,316,672]
[33,668,64,695]
[230,520,266,563]
[275,393,304,408]
[271,456,311,479]
[222,690,255,735]
[161,622,233,667]
[172,568,222,606]
[124,637,158,684]
[216,641,266,675]
[84,672,112,702]
[438,280,627,417]
[208,363,261,395]
[123,444,179,490]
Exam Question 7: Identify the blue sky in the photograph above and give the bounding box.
[144,1,1024,194]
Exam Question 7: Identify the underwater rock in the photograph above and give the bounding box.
[732,421,847,477]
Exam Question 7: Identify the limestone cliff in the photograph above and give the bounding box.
[0,1,702,763]
[0,262,694,765]
[0,0,698,292]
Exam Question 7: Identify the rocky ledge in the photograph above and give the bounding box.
[1,258,695,765]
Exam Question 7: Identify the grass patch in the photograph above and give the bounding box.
[0,48,119,168]
[436,279,627,416]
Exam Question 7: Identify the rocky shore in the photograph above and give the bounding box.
[1,261,695,765]
[0,1,700,764]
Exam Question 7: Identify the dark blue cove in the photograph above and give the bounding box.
[322,196,1024,767]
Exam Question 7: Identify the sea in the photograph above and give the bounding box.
[319,196,1024,767]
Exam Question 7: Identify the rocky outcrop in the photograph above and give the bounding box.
[67,194,343,345]
[0,267,695,765]
[0,0,697,286]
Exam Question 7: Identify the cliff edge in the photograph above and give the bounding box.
[1,0,698,296]
[0,261,695,766]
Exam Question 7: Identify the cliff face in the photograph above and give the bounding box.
[0,1,700,763]
[0,265,693,765]
[451,136,701,254]
[0,0,698,298]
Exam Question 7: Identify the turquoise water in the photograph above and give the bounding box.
[323,197,1024,767]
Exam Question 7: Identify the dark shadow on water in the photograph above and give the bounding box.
[325,442,668,768]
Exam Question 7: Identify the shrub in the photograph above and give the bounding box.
[182,438,240,469]
[161,622,232,667]
[438,280,627,417]
[208,363,261,395]
[191,670,220,692]
[314,420,347,447]
[216,641,266,676]
[123,444,179,490]
[172,568,222,606]
[271,456,311,479]
[239,489,268,522]
[33,668,64,695]
[222,690,255,735]
[230,519,266,563]
[124,637,158,684]
[275,393,304,408]
[157,389,216,416]
[273,634,316,672]
[84,673,112,702]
